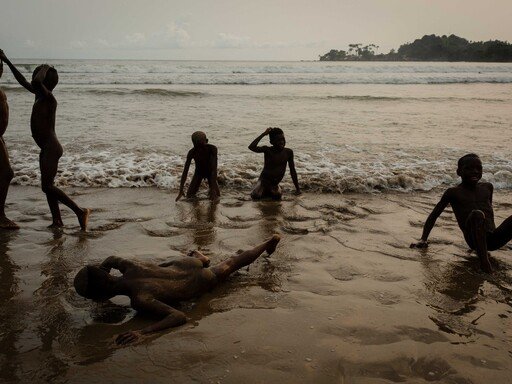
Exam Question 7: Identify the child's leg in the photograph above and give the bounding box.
[487,215,512,251]
[210,235,280,280]
[0,138,18,229]
[207,176,220,201]
[251,180,264,200]
[269,184,282,201]
[40,147,89,230]
[186,174,202,198]
[466,210,492,272]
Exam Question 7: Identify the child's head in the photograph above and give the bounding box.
[269,127,285,150]
[457,153,482,184]
[32,64,59,91]
[191,131,208,147]
[74,265,115,301]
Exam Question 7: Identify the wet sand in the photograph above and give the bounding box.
[1,186,511,383]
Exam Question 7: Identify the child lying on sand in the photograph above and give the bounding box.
[74,235,281,344]
[411,154,512,272]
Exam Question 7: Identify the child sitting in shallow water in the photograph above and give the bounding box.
[248,127,300,200]
[411,154,512,272]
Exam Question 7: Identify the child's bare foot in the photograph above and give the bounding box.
[47,220,64,229]
[266,234,281,255]
[78,208,91,231]
[0,216,19,230]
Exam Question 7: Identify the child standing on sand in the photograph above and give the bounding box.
[0,57,18,229]
[249,127,300,200]
[176,131,220,201]
[0,50,90,230]
[411,154,512,272]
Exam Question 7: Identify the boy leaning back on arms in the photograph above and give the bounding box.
[411,154,512,272]
[248,127,300,200]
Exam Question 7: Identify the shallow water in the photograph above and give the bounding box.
[2,60,512,192]
[0,187,511,383]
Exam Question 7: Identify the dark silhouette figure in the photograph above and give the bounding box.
[0,51,90,230]
[412,154,512,272]
[0,58,18,229]
[249,127,300,200]
[176,131,220,202]
[74,235,281,344]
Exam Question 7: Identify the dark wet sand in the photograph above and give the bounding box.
[1,186,511,383]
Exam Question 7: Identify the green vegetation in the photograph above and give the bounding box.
[319,34,512,62]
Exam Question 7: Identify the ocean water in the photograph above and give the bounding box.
[2,60,512,193]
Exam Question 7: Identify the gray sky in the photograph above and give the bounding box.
[1,0,511,60]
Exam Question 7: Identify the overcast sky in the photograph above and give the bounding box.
[1,0,511,60]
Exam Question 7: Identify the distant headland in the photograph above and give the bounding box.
[319,34,512,62]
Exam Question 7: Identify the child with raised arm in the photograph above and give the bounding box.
[0,58,18,229]
[411,154,512,272]
[74,234,281,345]
[0,50,90,230]
[249,127,300,200]
[176,131,220,202]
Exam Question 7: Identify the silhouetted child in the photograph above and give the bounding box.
[411,154,512,272]
[0,55,18,229]
[0,51,90,230]
[74,234,281,344]
[249,127,300,200]
[176,131,220,201]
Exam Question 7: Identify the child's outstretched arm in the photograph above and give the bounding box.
[288,150,301,194]
[248,127,272,152]
[411,190,451,248]
[176,150,193,201]
[210,145,218,179]
[0,50,35,93]
[115,295,187,345]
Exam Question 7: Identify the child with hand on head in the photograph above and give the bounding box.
[411,154,512,272]
[248,127,300,200]
[176,131,220,202]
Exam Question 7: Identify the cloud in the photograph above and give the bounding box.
[213,33,252,48]
[69,40,87,49]
[209,33,323,50]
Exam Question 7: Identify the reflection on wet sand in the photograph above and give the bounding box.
[419,246,512,338]
[175,199,218,250]
[0,232,21,384]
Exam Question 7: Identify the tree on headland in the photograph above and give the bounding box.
[319,34,512,62]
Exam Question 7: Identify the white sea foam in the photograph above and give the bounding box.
[8,147,512,193]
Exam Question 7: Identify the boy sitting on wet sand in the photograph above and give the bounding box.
[74,234,281,344]
[0,50,90,230]
[411,154,512,272]
[176,131,220,201]
[249,127,300,200]
[0,58,18,229]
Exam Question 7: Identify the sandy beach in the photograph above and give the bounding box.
[1,185,511,383]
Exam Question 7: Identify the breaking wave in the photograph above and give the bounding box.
[9,148,512,193]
